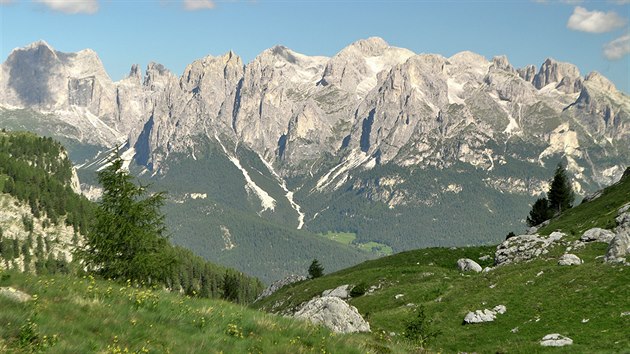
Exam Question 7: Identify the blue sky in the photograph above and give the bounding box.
[1,0,629,92]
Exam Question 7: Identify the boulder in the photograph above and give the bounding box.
[322,284,350,299]
[255,275,306,302]
[0,287,32,303]
[495,232,564,266]
[457,258,482,273]
[540,333,573,347]
[605,228,630,264]
[558,253,583,266]
[294,296,370,333]
[463,305,507,324]
[580,228,615,243]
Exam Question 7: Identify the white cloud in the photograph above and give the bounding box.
[183,0,215,10]
[604,33,630,60]
[0,0,14,4]
[35,0,99,14]
[567,6,627,33]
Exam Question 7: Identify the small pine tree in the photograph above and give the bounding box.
[548,163,574,215]
[308,259,324,279]
[526,197,554,227]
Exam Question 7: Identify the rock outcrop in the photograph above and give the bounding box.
[0,287,32,302]
[322,284,350,299]
[558,253,583,266]
[294,296,370,333]
[540,333,573,347]
[495,232,565,266]
[581,228,615,243]
[255,275,306,302]
[463,305,507,324]
[457,258,482,273]
[606,206,630,264]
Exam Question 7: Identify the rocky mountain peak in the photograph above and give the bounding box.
[491,55,515,73]
[533,58,582,93]
[345,37,390,56]
[585,71,617,93]
[128,64,142,81]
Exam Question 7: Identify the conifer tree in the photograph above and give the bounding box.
[526,197,553,227]
[77,151,176,285]
[548,164,574,215]
[308,259,324,279]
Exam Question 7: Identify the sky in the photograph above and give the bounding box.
[1,0,629,92]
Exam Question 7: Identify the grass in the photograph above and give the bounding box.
[0,271,412,353]
[319,232,357,245]
[319,232,394,256]
[255,174,630,353]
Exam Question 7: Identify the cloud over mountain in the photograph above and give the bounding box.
[35,0,99,14]
[567,6,626,33]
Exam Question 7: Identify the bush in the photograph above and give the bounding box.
[350,282,367,297]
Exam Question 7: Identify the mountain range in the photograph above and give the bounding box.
[1,38,628,282]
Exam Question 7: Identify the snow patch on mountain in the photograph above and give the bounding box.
[315,149,370,192]
[214,133,276,213]
[257,154,305,229]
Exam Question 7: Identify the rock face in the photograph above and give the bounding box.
[322,284,350,299]
[294,296,370,333]
[457,258,482,273]
[463,305,507,324]
[0,287,32,302]
[255,275,306,302]
[581,228,615,243]
[558,253,583,266]
[495,232,565,266]
[540,333,573,347]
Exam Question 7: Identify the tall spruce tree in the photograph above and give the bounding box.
[78,151,176,284]
[547,163,574,215]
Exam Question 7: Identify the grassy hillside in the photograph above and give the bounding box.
[254,173,630,353]
[0,270,410,353]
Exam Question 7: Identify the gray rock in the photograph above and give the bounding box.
[0,287,32,303]
[606,227,630,263]
[464,309,497,324]
[493,305,507,314]
[540,333,573,347]
[558,253,583,266]
[294,296,370,333]
[581,228,615,243]
[322,284,350,299]
[495,232,564,266]
[463,305,506,324]
[255,275,306,302]
[478,255,491,261]
[457,258,482,273]
[394,294,404,300]
[616,213,630,226]
[619,203,630,215]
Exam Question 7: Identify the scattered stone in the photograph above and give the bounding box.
[406,303,415,307]
[495,232,565,266]
[463,305,506,324]
[582,190,603,203]
[617,212,630,226]
[322,284,350,299]
[489,284,496,289]
[294,296,370,333]
[581,228,615,243]
[493,305,507,314]
[457,258,482,273]
[540,333,573,347]
[0,287,32,303]
[558,253,583,266]
[621,311,630,317]
[255,275,306,302]
[482,267,493,273]
[536,271,544,277]
[479,255,491,261]
[619,203,630,215]
[581,318,589,323]
[511,327,519,333]
[394,294,404,300]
